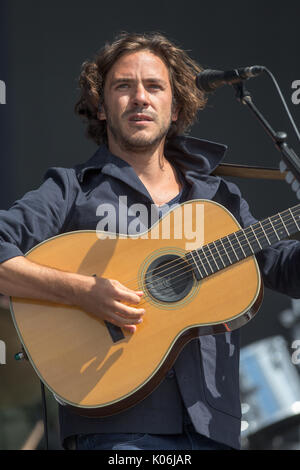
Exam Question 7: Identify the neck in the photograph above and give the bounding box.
[107,137,172,183]
[187,203,300,282]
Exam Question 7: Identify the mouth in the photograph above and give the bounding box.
[128,114,154,124]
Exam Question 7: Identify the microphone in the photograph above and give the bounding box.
[196,66,264,92]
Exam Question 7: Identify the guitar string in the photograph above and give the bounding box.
[112,207,295,300]
[114,207,300,292]
[132,228,289,310]
[114,214,300,310]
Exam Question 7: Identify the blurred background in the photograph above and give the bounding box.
[0,0,300,450]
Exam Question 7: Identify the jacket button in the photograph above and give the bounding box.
[167,369,175,379]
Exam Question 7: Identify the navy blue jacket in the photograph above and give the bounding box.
[1,135,300,449]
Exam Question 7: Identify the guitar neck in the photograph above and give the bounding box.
[186,203,300,280]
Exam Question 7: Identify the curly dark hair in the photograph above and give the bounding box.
[75,32,207,145]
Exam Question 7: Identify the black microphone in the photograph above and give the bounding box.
[196,66,264,92]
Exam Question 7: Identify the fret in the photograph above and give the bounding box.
[258,220,271,245]
[278,213,290,236]
[195,250,209,277]
[266,217,280,241]
[261,218,281,245]
[226,233,242,260]
[292,207,300,230]
[214,239,232,266]
[188,251,204,280]
[225,235,239,261]
[236,230,254,255]
[201,246,214,274]
[282,207,299,236]
[212,241,226,268]
[249,225,262,250]
[187,204,300,283]
[243,225,260,252]
[203,244,219,272]
[233,232,247,258]
[269,215,285,238]
[219,238,233,264]
[289,208,300,231]
[252,219,278,249]
[189,251,202,275]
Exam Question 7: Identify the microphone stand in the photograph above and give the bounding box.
[233,81,300,197]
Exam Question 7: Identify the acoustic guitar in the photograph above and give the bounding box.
[10,199,300,417]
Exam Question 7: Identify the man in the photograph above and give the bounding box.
[1,32,300,450]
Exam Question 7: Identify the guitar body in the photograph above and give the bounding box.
[10,200,263,416]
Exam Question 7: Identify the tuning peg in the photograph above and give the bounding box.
[292,180,300,192]
[279,160,287,173]
[285,171,294,184]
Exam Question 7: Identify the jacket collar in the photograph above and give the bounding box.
[75,135,228,184]
[165,135,227,176]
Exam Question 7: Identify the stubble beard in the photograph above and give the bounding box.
[105,110,173,153]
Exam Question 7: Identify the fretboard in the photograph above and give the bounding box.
[186,203,300,280]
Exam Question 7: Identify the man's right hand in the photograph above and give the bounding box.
[74,276,145,333]
[0,257,145,333]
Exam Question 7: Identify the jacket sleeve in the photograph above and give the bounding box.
[0,168,74,263]
[229,181,300,299]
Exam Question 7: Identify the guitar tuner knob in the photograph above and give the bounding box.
[279,160,287,173]
[285,171,294,184]
[292,180,300,192]
[279,159,300,198]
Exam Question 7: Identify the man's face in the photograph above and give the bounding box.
[99,50,178,152]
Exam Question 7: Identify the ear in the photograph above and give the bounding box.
[97,101,107,121]
[171,100,179,122]
[171,107,179,123]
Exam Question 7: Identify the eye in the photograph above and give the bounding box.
[148,84,161,90]
[116,83,130,89]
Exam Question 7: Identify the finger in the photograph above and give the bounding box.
[114,281,144,295]
[120,284,144,296]
[113,301,145,319]
[114,287,144,305]
[123,325,137,333]
[107,311,143,327]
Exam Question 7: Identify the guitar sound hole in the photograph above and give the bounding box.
[145,254,194,303]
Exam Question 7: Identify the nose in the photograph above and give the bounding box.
[132,83,150,107]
